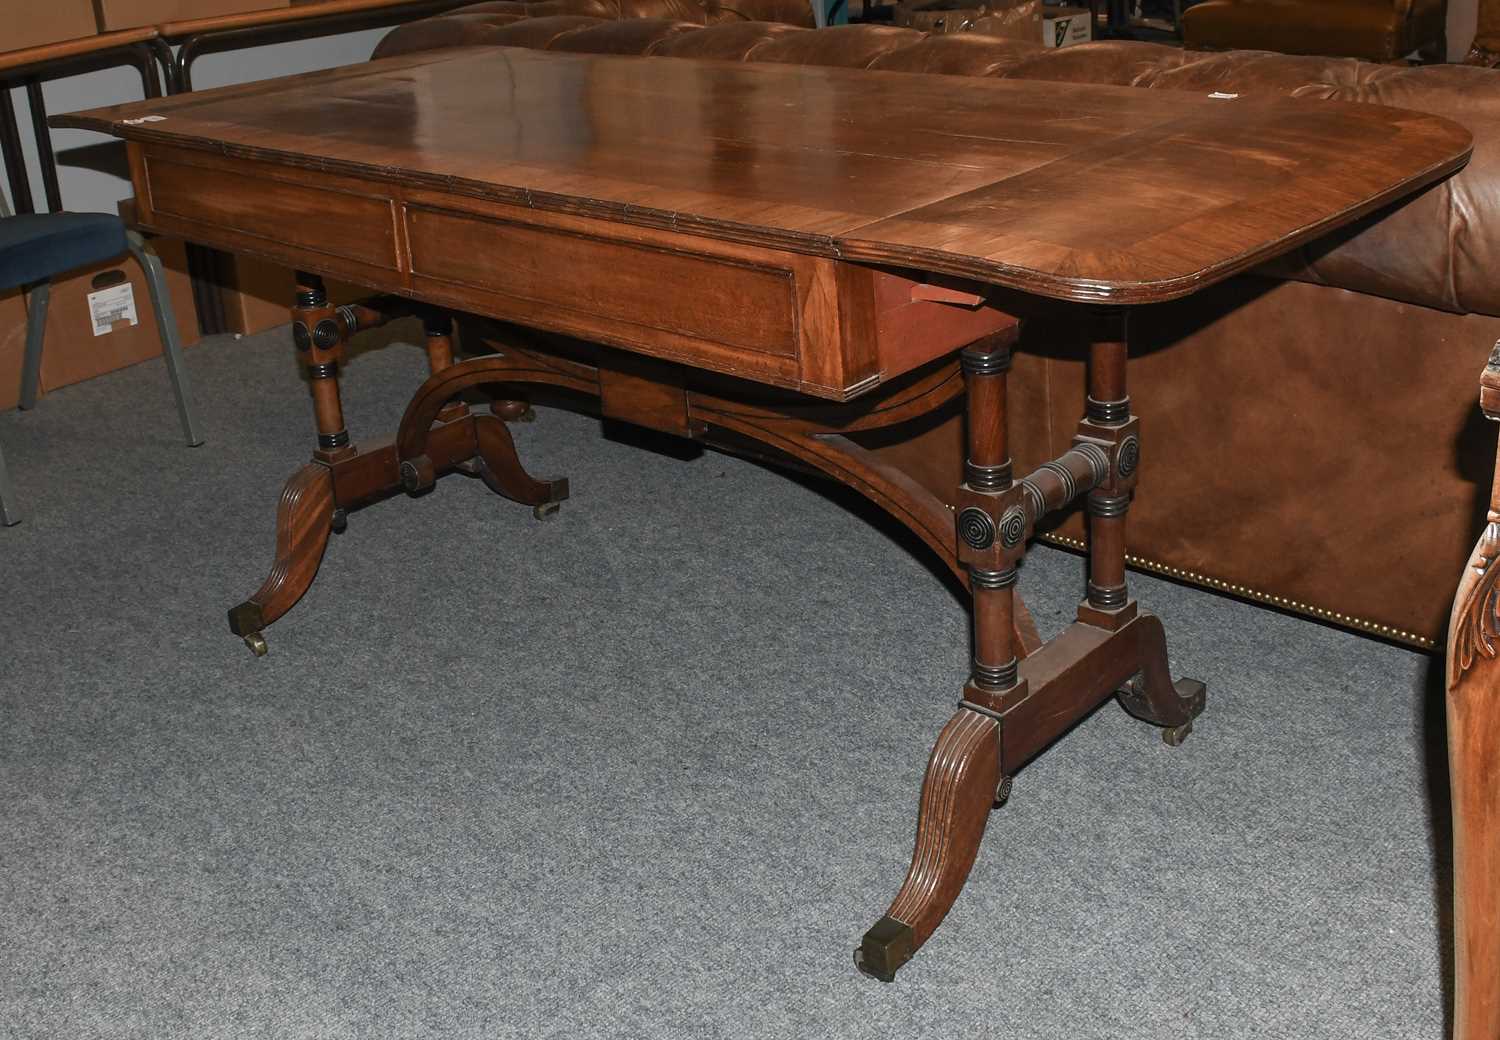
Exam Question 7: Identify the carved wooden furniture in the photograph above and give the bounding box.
[1447,349,1500,1040]
[1469,0,1500,63]
[57,47,1472,987]
[375,9,1500,654]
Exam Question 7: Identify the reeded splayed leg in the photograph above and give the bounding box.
[1116,614,1208,746]
[473,411,569,520]
[227,273,355,656]
[856,707,1001,982]
[393,349,570,521]
[859,330,1023,981]
[413,310,564,517]
[227,463,336,657]
[1446,344,1500,1040]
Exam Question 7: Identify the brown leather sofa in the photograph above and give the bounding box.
[1468,0,1500,61]
[1182,0,1447,63]
[373,2,1500,650]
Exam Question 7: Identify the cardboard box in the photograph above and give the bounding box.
[92,0,290,32]
[6,0,99,52]
[0,289,30,411]
[1042,4,1092,46]
[3,237,201,402]
[220,253,365,336]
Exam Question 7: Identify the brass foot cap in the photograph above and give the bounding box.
[227,601,265,638]
[1163,720,1192,746]
[855,916,914,983]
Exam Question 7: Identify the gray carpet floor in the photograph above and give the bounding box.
[0,325,1452,1039]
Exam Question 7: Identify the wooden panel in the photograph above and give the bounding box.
[870,272,1016,376]
[405,204,799,358]
[598,355,694,438]
[143,148,399,272]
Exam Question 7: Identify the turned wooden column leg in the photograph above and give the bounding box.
[859,329,1023,982]
[1446,346,1500,1040]
[1071,306,1207,743]
[1081,306,1133,619]
[423,310,470,425]
[960,334,1024,698]
[293,275,356,467]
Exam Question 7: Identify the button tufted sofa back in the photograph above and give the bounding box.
[375,3,1500,317]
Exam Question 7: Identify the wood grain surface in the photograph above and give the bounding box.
[53,47,1473,304]
[0,27,158,74]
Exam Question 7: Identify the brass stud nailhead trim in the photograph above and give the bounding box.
[1040,532,1433,649]
[939,504,1432,648]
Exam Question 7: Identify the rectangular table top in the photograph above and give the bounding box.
[57,46,1473,304]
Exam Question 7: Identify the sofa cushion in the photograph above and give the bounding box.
[465,15,601,48]
[866,32,1043,76]
[1183,0,1405,62]
[372,11,523,57]
[752,24,925,67]
[546,16,703,51]
[651,20,805,59]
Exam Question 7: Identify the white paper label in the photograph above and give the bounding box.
[87,282,139,337]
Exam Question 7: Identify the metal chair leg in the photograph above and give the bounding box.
[127,230,203,447]
[0,438,19,526]
[18,279,49,410]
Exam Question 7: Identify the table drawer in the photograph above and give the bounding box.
[405,203,806,386]
[127,144,1015,400]
[139,147,400,277]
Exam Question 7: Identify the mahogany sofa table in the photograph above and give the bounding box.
[57,47,1474,1005]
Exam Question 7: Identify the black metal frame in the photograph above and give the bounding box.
[0,42,161,217]
[155,0,474,94]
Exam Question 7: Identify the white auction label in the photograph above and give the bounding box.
[87,282,140,337]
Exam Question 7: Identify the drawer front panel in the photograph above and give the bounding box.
[406,205,801,374]
[144,153,399,271]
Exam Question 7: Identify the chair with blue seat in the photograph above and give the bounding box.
[0,194,202,526]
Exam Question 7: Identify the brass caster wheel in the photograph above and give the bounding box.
[1162,720,1193,747]
[994,774,1013,808]
[533,502,560,522]
[331,508,348,535]
[517,406,537,423]
[243,632,268,657]
[853,947,893,983]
